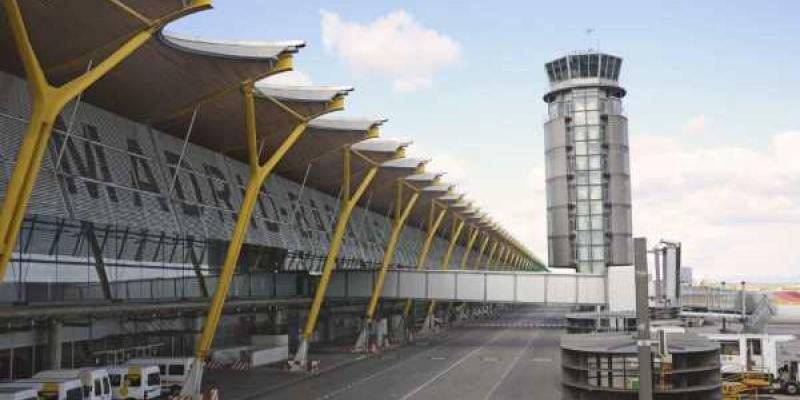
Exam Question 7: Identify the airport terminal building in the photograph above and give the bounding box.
[0,1,540,376]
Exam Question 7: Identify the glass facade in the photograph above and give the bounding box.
[546,88,623,274]
[544,52,631,273]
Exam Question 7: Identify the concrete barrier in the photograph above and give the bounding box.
[247,346,288,367]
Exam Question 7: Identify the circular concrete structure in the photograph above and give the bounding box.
[561,333,721,399]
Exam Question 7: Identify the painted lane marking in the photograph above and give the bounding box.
[397,328,512,400]
[481,330,539,400]
[312,328,477,400]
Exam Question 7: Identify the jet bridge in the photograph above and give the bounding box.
[326,269,608,305]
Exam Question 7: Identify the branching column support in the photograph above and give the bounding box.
[402,201,447,319]
[484,239,499,270]
[0,0,210,281]
[355,181,419,350]
[294,148,379,365]
[195,83,319,361]
[424,213,465,319]
[459,225,479,269]
[473,234,490,270]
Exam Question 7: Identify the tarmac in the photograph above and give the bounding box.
[209,308,564,400]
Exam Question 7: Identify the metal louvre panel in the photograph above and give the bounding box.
[544,118,567,149]
[266,175,303,252]
[428,236,448,270]
[356,206,378,264]
[449,246,465,270]
[546,178,570,208]
[607,177,632,204]
[394,227,412,267]
[1,70,461,276]
[203,151,239,241]
[0,72,31,117]
[606,145,630,175]
[19,219,54,255]
[222,156,260,243]
[150,128,209,238]
[548,205,570,237]
[353,207,377,264]
[610,205,632,234]
[609,233,633,265]
[545,148,569,178]
[397,227,422,267]
[548,236,573,268]
[605,115,629,146]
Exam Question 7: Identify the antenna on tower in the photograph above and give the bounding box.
[585,28,598,52]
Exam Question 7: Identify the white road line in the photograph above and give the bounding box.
[312,328,475,400]
[481,330,539,400]
[397,328,512,400]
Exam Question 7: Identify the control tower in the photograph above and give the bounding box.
[542,52,632,274]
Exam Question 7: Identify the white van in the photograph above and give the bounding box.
[0,385,39,400]
[126,358,192,395]
[34,368,111,400]
[14,378,83,400]
[107,365,161,400]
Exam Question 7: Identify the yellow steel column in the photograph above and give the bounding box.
[473,234,490,270]
[458,225,479,269]
[402,201,446,318]
[497,245,508,269]
[0,0,209,281]
[295,148,379,364]
[195,84,316,360]
[425,213,465,318]
[364,181,419,323]
[485,239,499,270]
[502,245,512,268]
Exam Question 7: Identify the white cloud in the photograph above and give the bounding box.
[405,146,469,191]
[438,128,800,278]
[407,124,800,280]
[681,114,713,135]
[406,138,550,263]
[258,70,314,86]
[320,10,462,92]
[632,129,800,282]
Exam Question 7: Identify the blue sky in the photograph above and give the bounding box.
[171,1,800,281]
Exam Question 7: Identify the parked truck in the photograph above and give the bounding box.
[700,333,800,394]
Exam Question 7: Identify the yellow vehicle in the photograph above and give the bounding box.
[107,365,161,400]
[126,358,192,395]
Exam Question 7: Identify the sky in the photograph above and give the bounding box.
[170,1,800,282]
